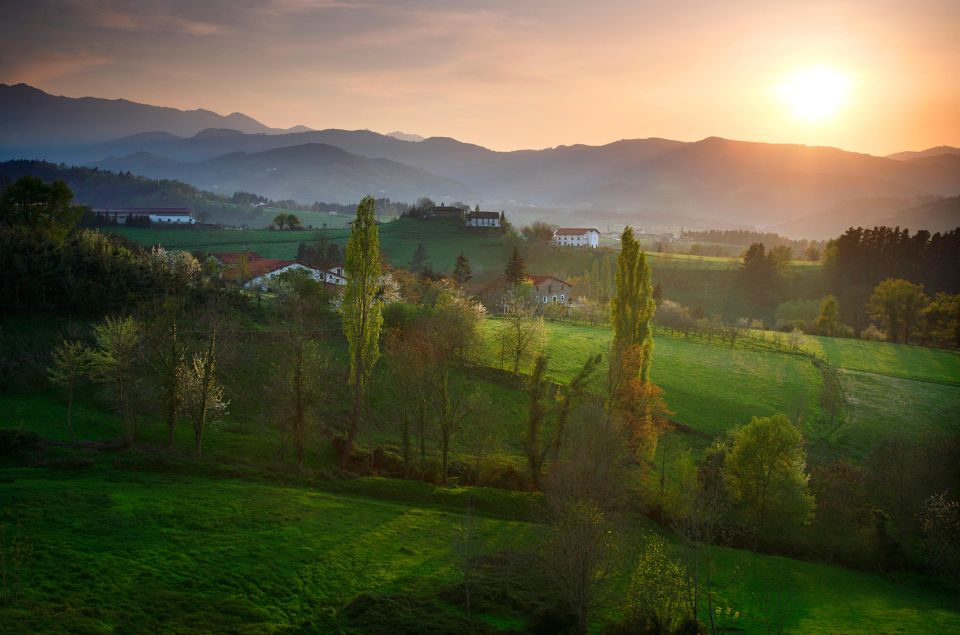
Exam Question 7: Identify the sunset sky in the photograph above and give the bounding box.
[2,0,958,155]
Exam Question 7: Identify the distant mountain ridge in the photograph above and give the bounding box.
[0,83,307,151]
[886,146,960,161]
[90,143,473,204]
[2,83,959,236]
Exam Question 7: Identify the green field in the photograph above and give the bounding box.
[484,320,960,460]
[108,218,512,275]
[2,465,958,633]
[3,314,960,632]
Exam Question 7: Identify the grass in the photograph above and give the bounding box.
[484,320,960,461]
[798,334,960,385]
[486,320,824,438]
[3,314,960,632]
[107,218,512,275]
[2,465,958,633]
[0,466,536,633]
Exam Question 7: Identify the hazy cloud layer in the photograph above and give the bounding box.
[1,0,958,153]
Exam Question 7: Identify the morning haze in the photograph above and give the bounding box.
[1,1,959,634]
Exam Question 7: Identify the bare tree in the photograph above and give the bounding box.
[498,292,545,374]
[180,327,227,457]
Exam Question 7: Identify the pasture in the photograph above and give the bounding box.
[484,320,960,460]
[2,465,958,634]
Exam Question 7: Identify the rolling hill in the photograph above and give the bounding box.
[80,129,960,227]
[3,84,959,234]
[91,143,473,204]
[0,83,308,154]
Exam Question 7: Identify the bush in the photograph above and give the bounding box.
[774,318,808,333]
[0,430,45,458]
[861,324,887,341]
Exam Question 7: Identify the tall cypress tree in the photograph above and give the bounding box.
[341,196,383,470]
[610,227,655,383]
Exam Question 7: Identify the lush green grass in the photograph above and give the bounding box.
[2,466,958,633]
[799,334,960,385]
[0,466,535,633]
[487,320,824,438]
[484,320,960,461]
[108,218,511,275]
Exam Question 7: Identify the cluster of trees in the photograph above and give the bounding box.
[0,160,237,221]
[271,213,303,230]
[683,229,824,260]
[823,226,960,333]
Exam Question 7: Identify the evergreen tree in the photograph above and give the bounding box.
[409,241,430,273]
[453,252,473,285]
[341,196,384,470]
[504,246,526,284]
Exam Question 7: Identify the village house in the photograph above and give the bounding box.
[464,210,502,228]
[213,251,328,291]
[553,227,600,248]
[527,275,573,304]
[323,264,346,286]
[92,207,195,224]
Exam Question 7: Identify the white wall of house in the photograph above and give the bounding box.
[149,213,195,224]
[553,229,599,248]
[466,216,501,228]
[244,263,322,290]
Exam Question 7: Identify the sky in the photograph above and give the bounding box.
[2,0,958,155]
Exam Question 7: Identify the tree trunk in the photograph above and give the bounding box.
[341,372,362,472]
[66,392,76,442]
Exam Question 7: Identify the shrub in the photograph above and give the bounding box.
[861,324,887,341]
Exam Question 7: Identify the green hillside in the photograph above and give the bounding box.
[108,218,512,274]
[3,465,958,633]
[485,320,960,460]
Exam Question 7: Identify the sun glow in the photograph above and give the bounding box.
[779,66,851,122]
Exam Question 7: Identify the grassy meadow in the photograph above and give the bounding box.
[482,320,960,461]
[108,218,512,275]
[3,463,959,633]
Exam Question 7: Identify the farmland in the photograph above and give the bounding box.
[3,461,960,634]
[482,320,960,461]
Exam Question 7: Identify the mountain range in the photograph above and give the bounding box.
[2,83,958,238]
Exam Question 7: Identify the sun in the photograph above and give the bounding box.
[778,66,851,122]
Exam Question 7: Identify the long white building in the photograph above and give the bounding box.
[92,207,195,224]
[553,227,600,248]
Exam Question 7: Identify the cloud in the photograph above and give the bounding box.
[1,51,112,84]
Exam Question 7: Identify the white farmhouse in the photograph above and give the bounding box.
[92,207,195,224]
[465,211,502,228]
[553,227,600,248]
[323,264,347,286]
[214,251,326,290]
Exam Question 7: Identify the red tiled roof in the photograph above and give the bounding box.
[222,258,297,281]
[555,227,599,235]
[466,211,500,219]
[213,251,263,265]
[526,275,569,286]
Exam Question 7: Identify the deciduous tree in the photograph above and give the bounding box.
[47,340,91,442]
[89,316,141,444]
[867,278,928,343]
[724,414,814,542]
